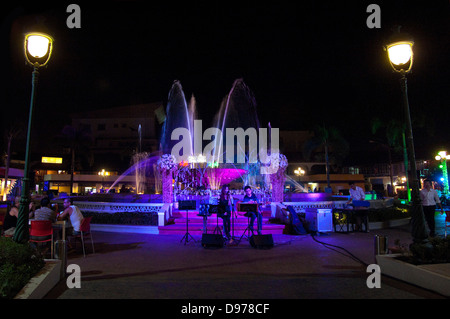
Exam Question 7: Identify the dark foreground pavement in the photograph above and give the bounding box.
[44,222,447,304]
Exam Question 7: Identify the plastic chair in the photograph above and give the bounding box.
[71,217,95,257]
[29,220,54,258]
[445,213,450,237]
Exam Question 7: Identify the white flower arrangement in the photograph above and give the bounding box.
[157,154,177,172]
[269,152,288,171]
[278,153,288,169]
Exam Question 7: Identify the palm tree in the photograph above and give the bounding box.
[303,124,349,190]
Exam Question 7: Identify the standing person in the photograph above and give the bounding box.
[218,185,232,239]
[57,198,84,235]
[242,186,262,235]
[347,182,366,204]
[420,179,444,237]
[347,181,369,232]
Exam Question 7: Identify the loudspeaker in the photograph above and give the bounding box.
[250,234,273,249]
[201,234,223,248]
[304,208,333,232]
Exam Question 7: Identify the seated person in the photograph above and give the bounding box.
[242,186,262,235]
[32,197,57,222]
[218,185,233,239]
[57,198,84,235]
[3,197,20,236]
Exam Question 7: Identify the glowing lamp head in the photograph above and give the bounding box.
[387,43,413,65]
[385,27,414,73]
[436,151,450,161]
[24,32,54,67]
[386,41,413,73]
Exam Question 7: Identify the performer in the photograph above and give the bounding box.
[242,185,262,235]
[219,185,232,239]
[346,181,369,232]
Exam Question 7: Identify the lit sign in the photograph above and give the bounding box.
[41,157,63,164]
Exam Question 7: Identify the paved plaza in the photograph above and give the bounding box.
[44,217,448,303]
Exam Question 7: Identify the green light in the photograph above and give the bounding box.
[437,151,449,195]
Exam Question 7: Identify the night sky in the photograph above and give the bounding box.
[1,1,450,165]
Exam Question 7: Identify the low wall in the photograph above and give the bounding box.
[52,197,393,228]
[72,201,169,226]
[273,199,395,224]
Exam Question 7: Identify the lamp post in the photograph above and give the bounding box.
[13,32,53,244]
[384,29,430,246]
[98,169,110,193]
[293,167,305,181]
[435,151,450,195]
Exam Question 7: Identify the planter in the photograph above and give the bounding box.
[14,259,62,299]
[376,254,450,297]
[369,217,411,230]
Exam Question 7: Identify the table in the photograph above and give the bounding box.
[353,207,369,232]
[53,220,69,240]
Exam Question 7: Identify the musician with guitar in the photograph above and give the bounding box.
[242,186,262,235]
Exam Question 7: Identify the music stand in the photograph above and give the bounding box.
[208,204,225,236]
[179,200,197,245]
[237,203,258,243]
[231,201,236,239]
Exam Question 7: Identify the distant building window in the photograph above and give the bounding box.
[98,124,106,131]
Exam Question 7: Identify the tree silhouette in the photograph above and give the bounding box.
[303,124,349,189]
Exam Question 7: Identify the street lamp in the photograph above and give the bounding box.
[435,151,450,195]
[294,167,305,179]
[384,28,430,247]
[98,169,110,192]
[13,32,54,244]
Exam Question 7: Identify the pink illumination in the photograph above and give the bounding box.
[205,168,247,188]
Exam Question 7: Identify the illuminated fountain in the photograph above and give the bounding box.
[108,79,282,199]
[212,79,260,187]
[159,80,256,198]
[160,80,195,156]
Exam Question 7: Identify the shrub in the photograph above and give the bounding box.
[367,206,410,222]
[409,236,450,265]
[0,237,45,299]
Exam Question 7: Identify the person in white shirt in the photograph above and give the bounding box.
[347,182,369,232]
[347,182,366,203]
[420,180,444,237]
[57,197,84,235]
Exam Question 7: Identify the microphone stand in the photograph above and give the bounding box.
[229,194,238,243]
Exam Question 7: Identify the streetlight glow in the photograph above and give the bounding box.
[385,28,414,74]
[24,32,54,67]
[27,35,50,57]
[387,42,413,66]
